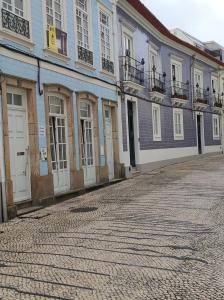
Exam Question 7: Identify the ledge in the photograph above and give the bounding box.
[100,69,116,80]
[75,60,96,72]
[149,90,165,104]
[0,29,35,49]
[194,102,208,111]
[43,48,70,63]
[171,97,188,107]
[123,80,144,93]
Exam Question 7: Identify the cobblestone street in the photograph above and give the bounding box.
[0,155,224,299]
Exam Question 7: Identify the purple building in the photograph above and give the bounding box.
[116,0,224,176]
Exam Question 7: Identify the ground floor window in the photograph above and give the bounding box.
[173,108,184,140]
[213,114,220,140]
[152,103,161,141]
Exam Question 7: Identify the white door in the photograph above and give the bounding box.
[80,101,96,186]
[105,107,114,180]
[49,95,70,193]
[7,88,31,203]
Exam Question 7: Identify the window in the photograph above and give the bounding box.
[194,69,203,89]
[152,103,161,141]
[76,0,89,49]
[150,48,159,72]
[171,60,182,83]
[100,9,114,73]
[2,0,24,17]
[173,108,184,140]
[123,34,133,57]
[213,114,220,139]
[45,0,67,55]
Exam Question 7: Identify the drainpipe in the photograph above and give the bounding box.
[190,54,196,117]
[0,82,8,222]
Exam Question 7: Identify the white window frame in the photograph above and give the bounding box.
[170,59,182,83]
[194,68,203,89]
[98,4,114,66]
[213,114,220,140]
[45,0,65,30]
[0,0,32,43]
[149,43,161,73]
[75,0,92,52]
[211,75,218,93]
[173,108,184,140]
[152,103,161,141]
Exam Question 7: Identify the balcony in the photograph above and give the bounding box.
[78,46,93,65]
[120,56,145,93]
[149,67,166,103]
[1,8,30,38]
[102,57,114,74]
[194,85,209,110]
[170,80,189,107]
[212,92,223,114]
[46,28,67,56]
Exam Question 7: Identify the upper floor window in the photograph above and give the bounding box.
[211,76,218,94]
[123,33,133,57]
[213,114,220,140]
[45,0,67,56]
[1,0,30,39]
[76,0,93,65]
[150,47,159,72]
[100,9,114,73]
[171,60,182,83]
[3,0,24,17]
[194,69,203,89]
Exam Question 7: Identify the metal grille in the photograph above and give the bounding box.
[2,8,30,38]
[78,46,93,65]
[102,57,114,73]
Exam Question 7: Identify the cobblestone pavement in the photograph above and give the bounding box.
[1,155,224,299]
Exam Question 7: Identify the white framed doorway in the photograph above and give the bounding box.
[48,94,70,193]
[7,87,31,203]
[195,112,205,154]
[80,101,96,186]
[104,106,114,180]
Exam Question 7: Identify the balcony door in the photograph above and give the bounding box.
[171,60,182,94]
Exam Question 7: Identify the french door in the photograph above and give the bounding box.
[105,106,114,180]
[49,95,70,193]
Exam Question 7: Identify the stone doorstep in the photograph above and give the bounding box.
[16,177,125,218]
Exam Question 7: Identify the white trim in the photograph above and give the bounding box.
[171,59,183,82]
[139,147,198,165]
[204,145,222,153]
[195,111,205,154]
[173,108,184,140]
[170,54,184,62]
[194,68,203,89]
[212,114,220,140]
[152,103,161,141]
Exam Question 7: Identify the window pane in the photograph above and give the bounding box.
[14,94,22,106]
[7,93,13,105]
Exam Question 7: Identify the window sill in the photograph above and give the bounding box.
[100,69,116,80]
[75,60,96,72]
[43,48,70,63]
[0,28,34,49]
[174,135,184,141]
[213,136,220,140]
[153,136,162,142]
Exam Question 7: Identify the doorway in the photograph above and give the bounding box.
[7,88,31,203]
[196,114,204,154]
[105,106,114,180]
[49,94,70,193]
[127,101,136,167]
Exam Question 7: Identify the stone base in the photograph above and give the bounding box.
[7,205,17,220]
[70,169,84,190]
[31,174,54,205]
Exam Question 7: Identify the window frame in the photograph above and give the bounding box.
[212,114,220,140]
[170,59,182,83]
[98,4,114,70]
[173,108,184,140]
[152,103,161,141]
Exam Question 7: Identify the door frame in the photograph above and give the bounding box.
[44,85,76,192]
[124,96,140,168]
[1,76,39,216]
[7,86,31,202]
[195,112,205,154]
[76,92,100,183]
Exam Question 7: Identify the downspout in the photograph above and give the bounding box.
[0,73,8,222]
[190,54,196,117]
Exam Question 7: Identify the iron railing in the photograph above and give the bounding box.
[194,85,209,104]
[78,46,93,65]
[1,8,30,38]
[120,56,145,86]
[170,80,189,100]
[212,92,223,108]
[102,57,114,73]
[149,67,166,94]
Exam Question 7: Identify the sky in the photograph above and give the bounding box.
[141,0,224,46]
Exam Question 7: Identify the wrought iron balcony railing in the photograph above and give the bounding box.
[46,28,67,56]
[149,69,166,94]
[212,92,223,108]
[170,80,189,100]
[102,57,114,74]
[194,85,209,105]
[78,46,93,65]
[120,56,145,86]
[1,8,30,38]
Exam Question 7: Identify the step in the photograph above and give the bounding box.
[17,206,43,217]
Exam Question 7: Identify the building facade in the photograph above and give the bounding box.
[116,0,224,176]
[0,0,123,219]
